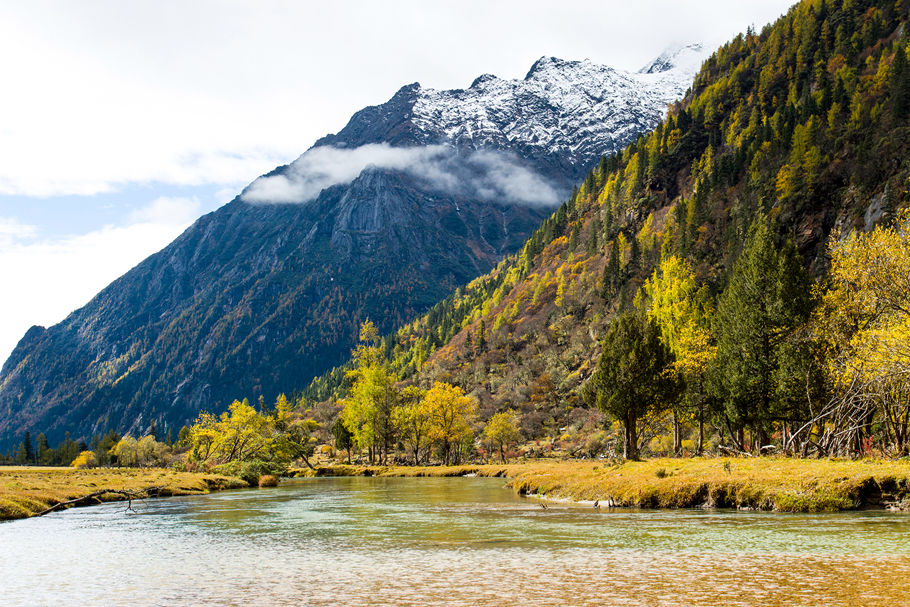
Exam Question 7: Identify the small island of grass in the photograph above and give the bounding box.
[295,457,910,513]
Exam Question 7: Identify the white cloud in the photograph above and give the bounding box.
[215,186,241,205]
[242,144,561,207]
[466,150,560,206]
[242,144,449,202]
[0,199,200,365]
[0,216,37,247]
[128,196,202,225]
[0,9,298,197]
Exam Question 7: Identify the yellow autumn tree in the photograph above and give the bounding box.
[640,254,715,452]
[106,435,172,467]
[424,381,476,465]
[186,392,318,471]
[187,399,273,465]
[341,320,399,464]
[394,385,430,464]
[816,209,910,454]
[270,394,318,468]
[483,409,521,463]
[110,436,139,467]
[71,450,97,469]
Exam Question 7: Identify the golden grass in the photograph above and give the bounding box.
[0,467,247,521]
[258,474,279,487]
[295,457,910,512]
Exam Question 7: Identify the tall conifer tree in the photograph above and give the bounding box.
[709,215,812,449]
[584,313,678,459]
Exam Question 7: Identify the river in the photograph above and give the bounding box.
[1,476,909,605]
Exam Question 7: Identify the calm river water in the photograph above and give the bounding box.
[2,476,909,606]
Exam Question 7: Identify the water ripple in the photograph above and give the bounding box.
[1,477,908,606]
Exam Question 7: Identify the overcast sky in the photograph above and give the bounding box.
[0,0,795,363]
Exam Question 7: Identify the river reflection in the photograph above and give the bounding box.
[2,476,908,606]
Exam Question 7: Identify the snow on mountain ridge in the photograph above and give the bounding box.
[406,45,708,171]
[638,43,707,74]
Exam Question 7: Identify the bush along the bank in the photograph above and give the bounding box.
[212,461,287,487]
[182,394,318,484]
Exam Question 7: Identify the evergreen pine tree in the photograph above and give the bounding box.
[687,186,706,248]
[587,215,601,256]
[476,320,487,353]
[584,171,596,194]
[35,433,49,465]
[627,235,641,279]
[602,239,620,298]
[602,201,613,239]
[891,41,910,120]
[597,155,608,182]
[568,225,579,251]
[708,215,813,449]
[14,442,27,464]
[583,313,678,459]
[23,431,33,465]
[331,418,353,463]
[95,429,121,466]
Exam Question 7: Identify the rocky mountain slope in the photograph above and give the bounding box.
[0,46,706,448]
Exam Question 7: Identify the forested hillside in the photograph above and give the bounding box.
[308,0,910,459]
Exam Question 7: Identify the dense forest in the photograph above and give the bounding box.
[304,0,910,461]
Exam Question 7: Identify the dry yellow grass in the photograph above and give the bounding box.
[0,467,247,521]
[296,458,910,512]
[258,474,279,487]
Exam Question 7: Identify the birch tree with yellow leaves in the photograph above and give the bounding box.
[813,210,910,455]
[641,255,715,453]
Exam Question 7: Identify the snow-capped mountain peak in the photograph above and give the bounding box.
[310,46,709,187]
[522,56,609,80]
[407,47,706,175]
[638,43,707,75]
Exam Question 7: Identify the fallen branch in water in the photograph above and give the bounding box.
[36,486,164,517]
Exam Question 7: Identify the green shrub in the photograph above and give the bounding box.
[212,460,285,487]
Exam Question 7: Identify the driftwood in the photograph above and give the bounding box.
[717,445,754,457]
[36,486,164,517]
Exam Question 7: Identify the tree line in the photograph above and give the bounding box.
[585,210,910,459]
[333,320,521,465]
[1,425,176,468]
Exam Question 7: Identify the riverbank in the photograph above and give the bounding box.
[0,467,247,521]
[295,458,910,512]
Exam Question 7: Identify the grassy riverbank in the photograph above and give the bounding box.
[0,467,247,521]
[296,458,910,512]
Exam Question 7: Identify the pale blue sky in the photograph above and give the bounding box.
[0,0,796,363]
